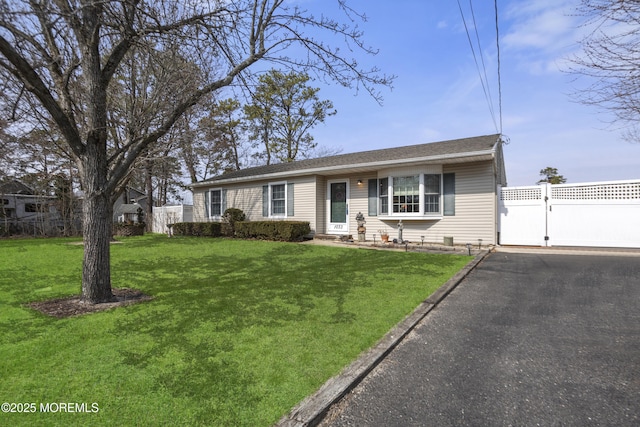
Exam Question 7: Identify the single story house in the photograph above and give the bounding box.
[191,134,507,245]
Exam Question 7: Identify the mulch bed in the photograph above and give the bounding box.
[28,288,153,318]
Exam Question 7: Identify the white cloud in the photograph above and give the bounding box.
[501,0,581,74]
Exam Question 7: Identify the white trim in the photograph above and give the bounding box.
[267,181,288,218]
[326,179,350,234]
[208,188,223,219]
[380,172,444,218]
[378,216,443,221]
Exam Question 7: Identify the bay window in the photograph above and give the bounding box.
[372,172,453,217]
[393,176,420,213]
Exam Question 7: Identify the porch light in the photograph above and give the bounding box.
[357,180,363,185]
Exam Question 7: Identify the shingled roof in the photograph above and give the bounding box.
[0,179,35,195]
[193,134,502,186]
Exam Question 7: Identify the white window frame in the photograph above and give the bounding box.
[268,181,287,218]
[379,173,443,219]
[209,188,223,219]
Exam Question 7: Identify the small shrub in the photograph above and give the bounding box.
[236,221,311,242]
[221,208,246,237]
[172,222,221,237]
[172,222,192,236]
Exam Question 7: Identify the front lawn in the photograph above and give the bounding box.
[0,235,471,426]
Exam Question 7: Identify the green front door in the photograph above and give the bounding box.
[327,180,348,234]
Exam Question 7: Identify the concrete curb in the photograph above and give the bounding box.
[495,245,640,257]
[276,249,492,427]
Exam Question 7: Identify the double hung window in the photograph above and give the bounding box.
[262,182,294,217]
[423,174,441,213]
[271,184,286,216]
[210,189,222,217]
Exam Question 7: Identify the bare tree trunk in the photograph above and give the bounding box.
[145,157,153,231]
[80,140,114,304]
[81,190,114,303]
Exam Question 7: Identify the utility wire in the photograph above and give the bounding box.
[495,0,503,134]
[456,0,498,133]
[469,0,497,129]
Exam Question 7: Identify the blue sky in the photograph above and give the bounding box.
[301,0,639,186]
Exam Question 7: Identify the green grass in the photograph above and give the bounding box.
[0,235,471,426]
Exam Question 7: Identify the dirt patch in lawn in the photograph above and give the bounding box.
[29,288,153,318]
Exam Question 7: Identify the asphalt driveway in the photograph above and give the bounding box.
[320,251,640,426]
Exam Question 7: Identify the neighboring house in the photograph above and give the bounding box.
[1,181,150,235]
[0,179,60,234]
[113,187,147,224]
[191,134,507,245]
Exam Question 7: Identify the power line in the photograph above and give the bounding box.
[469,0,497,129]
[456,0,504,135]
[495,0,503,134]
[456,0,498,133]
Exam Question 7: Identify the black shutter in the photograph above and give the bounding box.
[287,183,294,216]
[262,185,269,217]
[443,173,455,216]
[368,179,378,216]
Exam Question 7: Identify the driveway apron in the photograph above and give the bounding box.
[321,252,640,427]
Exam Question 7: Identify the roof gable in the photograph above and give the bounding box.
[0,179,35,195]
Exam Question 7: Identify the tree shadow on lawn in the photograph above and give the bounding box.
[111,242,460,337]
[109,244,462,394]
[9,239,465,425]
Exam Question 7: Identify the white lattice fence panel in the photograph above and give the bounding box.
[549,180,640,248]
[499,180,640,248]
[552,181,640,202]
[500,186,542,202]
[499,186,547,246]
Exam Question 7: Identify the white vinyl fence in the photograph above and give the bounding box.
[152,205,193,234]
[499,180,640,248]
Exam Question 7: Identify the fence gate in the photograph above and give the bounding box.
[499,180,640,248]
[152,205,193,234]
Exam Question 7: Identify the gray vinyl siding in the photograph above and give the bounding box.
[354,161,497,244]
[192,189,207,222]
[289,176,317,232]
[348,175,377,236]
[429,161,497,244]
[193,176,319,233]
[225,185,264,219]
[193,159,499,244]
[315,176,327,234]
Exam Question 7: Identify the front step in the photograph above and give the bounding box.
[314,233,351,241]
